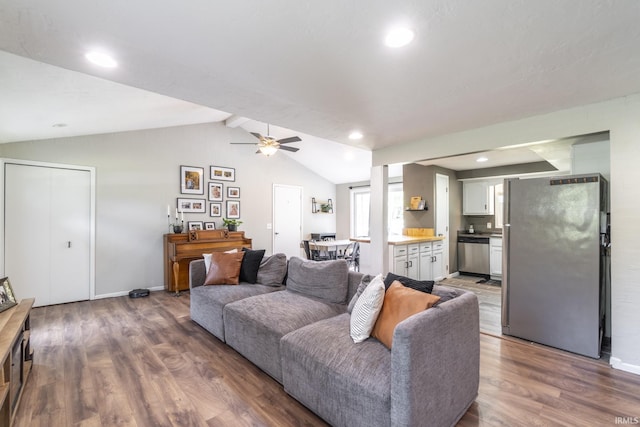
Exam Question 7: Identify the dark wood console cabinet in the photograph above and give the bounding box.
[163,230,252,293]
[0,298,34,427]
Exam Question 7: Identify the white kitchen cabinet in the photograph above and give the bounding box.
[490,237,503,280]
[432,241,445,281]
[418,243,433,281]
[463,181,495,215]
[390,244,420,279]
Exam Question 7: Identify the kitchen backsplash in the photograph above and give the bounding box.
[462,215,502,234]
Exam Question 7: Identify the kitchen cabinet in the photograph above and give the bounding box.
[432,241,445,281]
[463,181,495,215]
[391,241,444,281]
[490,237,502,280]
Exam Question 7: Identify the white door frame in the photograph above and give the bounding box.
[272,184,303,257]
[0,158,96,301]
[436,173,450,276]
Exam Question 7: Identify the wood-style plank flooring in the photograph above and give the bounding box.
[14,291,640,427]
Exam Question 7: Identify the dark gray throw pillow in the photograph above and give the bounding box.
[347,274,374,313]
[286,257,349,304]
[240,248,266,284]
[383,272,435,294]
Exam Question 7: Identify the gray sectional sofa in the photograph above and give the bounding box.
[189,255,480,427]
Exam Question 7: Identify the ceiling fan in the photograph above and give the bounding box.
[231,124,301,156]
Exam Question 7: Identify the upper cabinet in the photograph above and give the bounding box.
[463,181,495,215]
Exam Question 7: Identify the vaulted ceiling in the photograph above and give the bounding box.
[1,1,639,182]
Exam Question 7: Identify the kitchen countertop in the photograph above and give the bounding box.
[351,235,445,245]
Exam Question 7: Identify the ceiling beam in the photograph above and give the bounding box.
[224,115,250,128]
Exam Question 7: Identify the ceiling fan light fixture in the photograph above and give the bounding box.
[259,144,278,156]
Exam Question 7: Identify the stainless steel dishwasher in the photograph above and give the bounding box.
[457,235,490,276]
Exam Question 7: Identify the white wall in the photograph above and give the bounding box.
[0,122,336,297]
[372,93,640,375]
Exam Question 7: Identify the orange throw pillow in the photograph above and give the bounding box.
[372,280,441,349]
[204,251,245,285]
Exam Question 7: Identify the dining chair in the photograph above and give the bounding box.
[343,242,360,271]
[310,239,332,260]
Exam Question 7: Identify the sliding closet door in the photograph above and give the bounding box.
[4,163,91,306]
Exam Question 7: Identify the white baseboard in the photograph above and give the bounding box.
[94,285,164,300]
[610,357,640,376]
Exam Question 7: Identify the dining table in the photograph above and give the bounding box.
[310,239,353,259]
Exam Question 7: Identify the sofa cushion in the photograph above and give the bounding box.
[204,251,245,285]
[347,274,374,313]
[350,274,385,343]
[190,283,284,341]
[286,257,349,304]
[256,253,288,286]
[281,313,391,427]
[383,272,435,294]
[239,248,266,284]
[372,281,441,348]
[223,290,346,383]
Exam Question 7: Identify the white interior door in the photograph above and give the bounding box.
[436,173,450,276]
[273,184,302,258]
[4,162,92,306]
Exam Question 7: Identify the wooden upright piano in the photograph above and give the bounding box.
[163,229,252,292]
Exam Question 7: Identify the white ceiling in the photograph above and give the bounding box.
[1,1,639,182]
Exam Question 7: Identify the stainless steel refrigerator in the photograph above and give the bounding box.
[501,174,609,359]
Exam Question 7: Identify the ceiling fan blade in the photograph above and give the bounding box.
[250,132,263,140]
[230,142,258,145]
[277,136,302,144]
[279,145,300,152]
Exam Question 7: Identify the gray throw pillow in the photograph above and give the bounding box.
[286,257,349,304]
[347,274,374,313]
[256,253,288,286]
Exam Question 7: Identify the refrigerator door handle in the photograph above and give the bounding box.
[501,180,511,331]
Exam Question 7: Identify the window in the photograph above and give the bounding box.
[350,183,404,237]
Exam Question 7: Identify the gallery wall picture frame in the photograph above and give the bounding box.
[227,186,240,198]
[210,165,235,182]
[210,202,222,217]
[177,198,206,213]
[0,277,17,313]
[188,221,204,231]
[180,165,204,195]
[208,182,224,201]
[204,222,216,230]
[226,200,240,219]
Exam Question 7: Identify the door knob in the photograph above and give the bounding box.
[67,241,72,248]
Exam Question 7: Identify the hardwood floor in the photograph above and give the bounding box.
[14,291,640,427]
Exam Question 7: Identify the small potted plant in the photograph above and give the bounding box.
[223,218,243,232]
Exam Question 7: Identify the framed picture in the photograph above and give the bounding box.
[210,202,222,217]
[204,222,216,230]
[188,221,204,231]
[227,186,240,198]
[226,200,240,219]
[180,166,204,195]
[0,277,17,313]
[210,165,235,182]
[177,198,206,213]
[208,182,223,201]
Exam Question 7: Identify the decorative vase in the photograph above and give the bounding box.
[173,225,184,234]
[227,224,237,232]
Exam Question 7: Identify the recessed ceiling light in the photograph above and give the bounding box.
[476,156,489,163]
[384,27,415,48]
[349,131,363,140]
[85,51,118,68]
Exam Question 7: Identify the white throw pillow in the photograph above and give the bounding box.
[350,274,385,343]
[203,248,238,273]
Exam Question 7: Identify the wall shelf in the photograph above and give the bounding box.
[312,197,333,214]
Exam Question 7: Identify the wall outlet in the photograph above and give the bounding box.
[486,222,492,229]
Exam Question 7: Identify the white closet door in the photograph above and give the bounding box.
[5,163,91,306]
